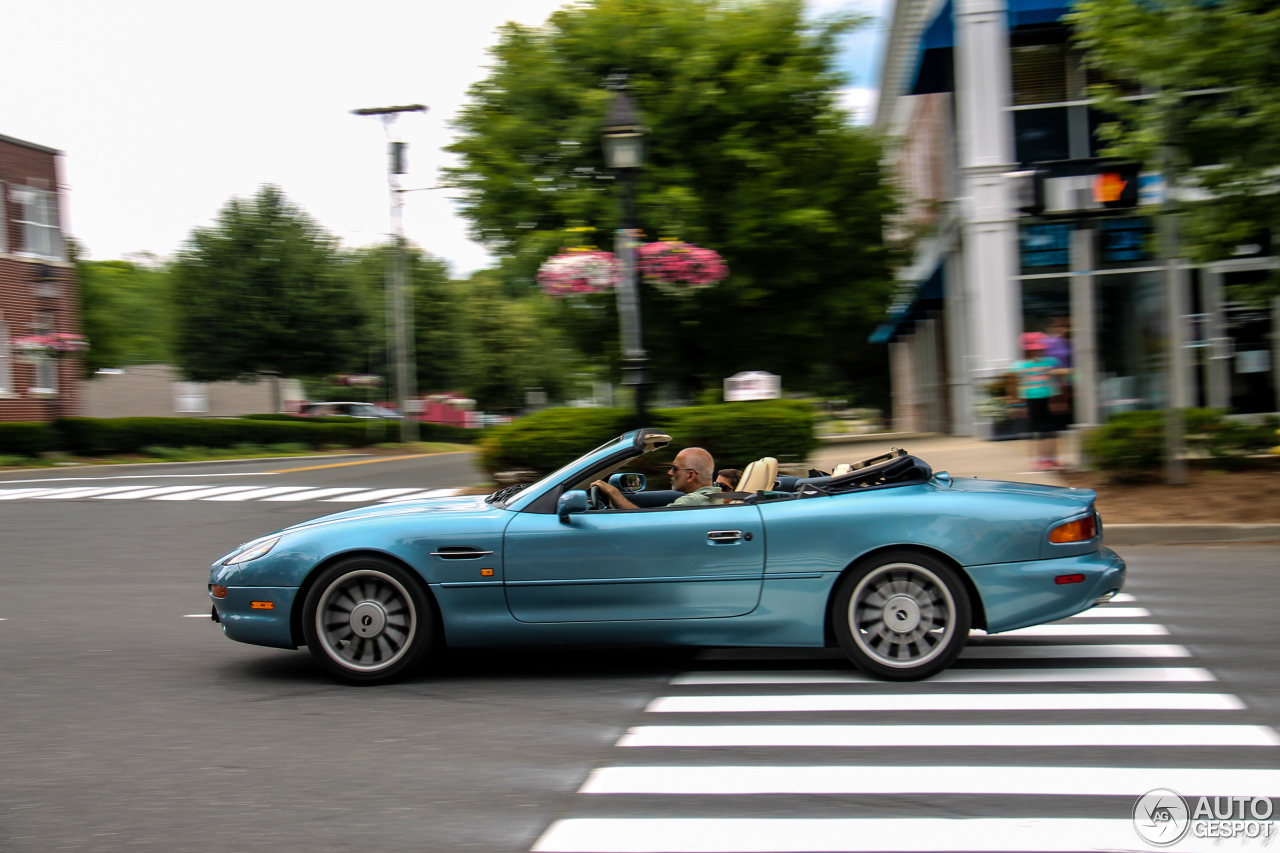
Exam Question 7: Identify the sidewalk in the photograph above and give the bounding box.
[811,432,1280,546]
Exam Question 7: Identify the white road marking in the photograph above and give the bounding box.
[962,643,1191,659]
[0,488,64,499]
[33,486,152,499]
[616,723,1280,748]
[532,817,1248,852]
[380,488,458,502]
[183,614,210,618]
[258,487,365,501]
[579,764,1280,796]
[645,692,1243,714]
[96,485,208,499]
[1069,607,1151,619]
[1108,592,1136,603]
[671,667,1215,685]
[204,486,312,501]
[321,488,420,502]
[989,623,1169,637]
[153,486,261,501]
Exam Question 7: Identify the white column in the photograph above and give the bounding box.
[945,247,974,435]
[955,0,1020,381]
[1070,226,1098,426]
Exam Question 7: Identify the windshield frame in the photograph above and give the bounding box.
[500,430,647,512]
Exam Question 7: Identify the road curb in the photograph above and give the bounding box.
[1105,524,1280,545]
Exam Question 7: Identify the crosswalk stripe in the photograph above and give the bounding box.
[1069,606,1150,618]
[961,643,1191,659]
[204,486,312,501]
[579,765,1280,796]
[96,485,207,499]
[645,693,1244,713]
[986,623,1169,637]
[671,667,1215,685]
[321,488,421,502]
[31,486,150,499]
[380,488,457,502]
[153,485,260,500]
[1108,592,1136,603]
[616,723,1280,748]
[0,488,64,499]
[258,487,366,501]
[532,817,1243,852]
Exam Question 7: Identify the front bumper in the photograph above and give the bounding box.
[211,586,299,650]
[969,546,1126,634]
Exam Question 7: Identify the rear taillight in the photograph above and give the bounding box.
[1049,514,1097,544]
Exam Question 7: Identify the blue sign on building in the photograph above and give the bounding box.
[1020,223,1073,272]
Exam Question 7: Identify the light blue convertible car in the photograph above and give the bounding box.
[208,429,1125,684]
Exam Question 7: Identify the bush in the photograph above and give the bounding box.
[478,401,817,479]
[1083,408,1279,482]
[54,417,370,456]
[0,422,52,457]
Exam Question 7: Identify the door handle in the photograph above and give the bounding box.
[707,530,745,543]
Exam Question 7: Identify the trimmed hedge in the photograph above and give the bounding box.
[54,417,369,456]
[1082,408,1280,481]
[0,422,52,457]
[241,413,479,444]
[478,401,818,478]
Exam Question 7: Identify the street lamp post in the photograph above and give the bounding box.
[600,78,649,428]
[351,103,427,443]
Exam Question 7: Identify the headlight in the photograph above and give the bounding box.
[224,537,281,565]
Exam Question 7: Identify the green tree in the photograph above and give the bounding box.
[341,242,463,394]
[171,186,362,381]
[455,272,579,410]
[78,256,175,372]
[446,0,897,404]
[1070,0,1280,295]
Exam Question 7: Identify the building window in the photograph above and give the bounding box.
[0,185,7,254]
[29,311,57,394]
[1011,40,1068,106]
[0,319,12,394]
[12,186,64,261]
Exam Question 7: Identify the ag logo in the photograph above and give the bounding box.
[1134,788,1191,846]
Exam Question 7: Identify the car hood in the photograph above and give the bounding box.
[945,477,1097,506]
[278,494,498,533]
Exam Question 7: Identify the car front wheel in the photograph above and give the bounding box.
[833,550,971,681]
[301,556,434,684]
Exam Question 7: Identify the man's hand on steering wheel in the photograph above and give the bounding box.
[588,479,635,510]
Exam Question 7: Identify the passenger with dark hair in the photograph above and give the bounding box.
[715,468,742,492]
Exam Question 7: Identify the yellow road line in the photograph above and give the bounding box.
[269,450,472,474]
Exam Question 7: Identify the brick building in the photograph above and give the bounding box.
[0,132,80,422]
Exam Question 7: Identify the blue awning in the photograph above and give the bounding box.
[910,0,1075,94]
[870,266,945,345]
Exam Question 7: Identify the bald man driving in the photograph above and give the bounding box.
[591,447,723,509]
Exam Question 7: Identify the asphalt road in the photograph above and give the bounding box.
[0,454,1277,852]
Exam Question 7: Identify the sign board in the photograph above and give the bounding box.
[724,371,781,402]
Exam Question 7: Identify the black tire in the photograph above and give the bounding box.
[301,555,434,684]
[832,549,971,681]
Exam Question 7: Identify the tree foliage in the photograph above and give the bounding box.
[171,185,362,381]
[78,256,175,372]
[446,0,897,404]
[1070,0,1280,295]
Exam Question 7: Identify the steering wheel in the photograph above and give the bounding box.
[588,484,607,510]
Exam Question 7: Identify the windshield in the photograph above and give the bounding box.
[500,432,637,511]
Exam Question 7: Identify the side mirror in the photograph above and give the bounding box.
[557,490,589,523]
[608,473,645,493]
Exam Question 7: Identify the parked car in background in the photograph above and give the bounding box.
[299,401,402,419]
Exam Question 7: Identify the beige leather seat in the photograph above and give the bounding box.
[831,463,853,476]
[736,456,779,495]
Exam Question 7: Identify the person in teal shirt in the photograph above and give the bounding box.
[1010,332,1065,471]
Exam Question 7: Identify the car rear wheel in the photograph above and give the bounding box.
[833,550,970,681]
[301,556,434,684]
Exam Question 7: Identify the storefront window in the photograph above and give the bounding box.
[1013,107,1070,164]
[1096,217,1156,269]
[1019,223,1073,275]
[1096,271,1166,416]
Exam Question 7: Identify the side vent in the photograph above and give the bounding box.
[429,546,494,559]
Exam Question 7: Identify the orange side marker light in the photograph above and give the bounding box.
[481,568,495,577]
[250,601,275,610]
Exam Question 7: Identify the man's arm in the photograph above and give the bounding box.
[590,480,637,510]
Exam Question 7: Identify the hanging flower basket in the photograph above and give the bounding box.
[537,250,621,298]
[11,333,89,362]
[635,241,728,296]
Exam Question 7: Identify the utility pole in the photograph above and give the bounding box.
[351,104,427,443]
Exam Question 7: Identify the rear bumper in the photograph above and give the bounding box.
[968,546,1126,634]
[211,586,299,650]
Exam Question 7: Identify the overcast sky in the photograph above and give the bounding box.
[1,0,887,277]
